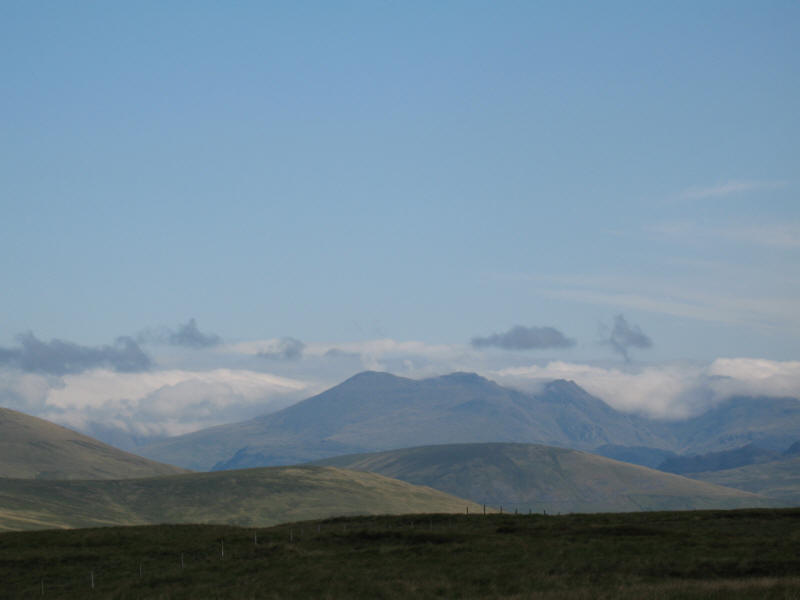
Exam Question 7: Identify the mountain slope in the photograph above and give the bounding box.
[0,407,187,479]
[313,442,776,513]
[685,455,800,505]
[592,444,678,469]
[658,443,782,474]
[0,465,483,531]
[141,372,661,470]
[664,396,800,454]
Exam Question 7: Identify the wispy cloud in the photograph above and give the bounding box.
[650,221,800,249]
[678,179,787,200]
[471,325,575,351]
[544,287,800,333]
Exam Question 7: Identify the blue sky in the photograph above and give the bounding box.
[1,2,799,441]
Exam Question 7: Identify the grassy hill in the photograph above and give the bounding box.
[0,407,187,479]
[687,455,800,505]
[314,442,778,513]
[1,510,799,599]
[0,466,483,531]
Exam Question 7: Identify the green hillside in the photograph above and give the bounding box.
[687,455,800,505]
[0,407,187,479]
[314,443,777,513]
[0,466,483,531]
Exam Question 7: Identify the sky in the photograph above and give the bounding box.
[1,2,799,445]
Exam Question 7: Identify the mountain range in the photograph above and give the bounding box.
[138,371,800,472]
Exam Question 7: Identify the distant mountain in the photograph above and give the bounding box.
[137,372,800,473]
[658,443,782,475]
[784,441,800,456]
[664,396,800,454]
[141,372,662,470]
[0,466,483,531]
[313,443,776,513]
[0,407,188,480]
[685,455,800,506]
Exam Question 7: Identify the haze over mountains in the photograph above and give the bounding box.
[139,371,800,472]
[1,368,798,531]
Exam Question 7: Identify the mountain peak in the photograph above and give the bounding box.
[435,372,492,385]
[544,379,584,394]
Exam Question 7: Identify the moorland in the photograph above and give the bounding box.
[1,509,799,599]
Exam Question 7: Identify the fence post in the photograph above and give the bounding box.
[90,571,94,590]
[221,540,224,559]
[181,553,184,569]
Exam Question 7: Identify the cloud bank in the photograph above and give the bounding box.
[471,325,575,351]
[495,358,800,420]
[0,367,312,445]
[2,328,798,445]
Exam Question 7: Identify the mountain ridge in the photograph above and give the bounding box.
[311,442,777,513]
[137,371,800,473]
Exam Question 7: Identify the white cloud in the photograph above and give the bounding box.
[0,368,312,439]
[708,358,800,399]
[493,358,800,420]
[4,336,800,446]
[494,361,709,419]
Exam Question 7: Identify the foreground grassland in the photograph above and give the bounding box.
[1,509,799,599]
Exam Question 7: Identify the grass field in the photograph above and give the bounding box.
[1,508,799,599]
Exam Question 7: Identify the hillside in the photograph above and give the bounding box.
[141,372,661,470]
[686,455,800,505]
[0,407,187,480]
[0,466,482,531]
[313,442,777,513]
[658,443,782,474]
